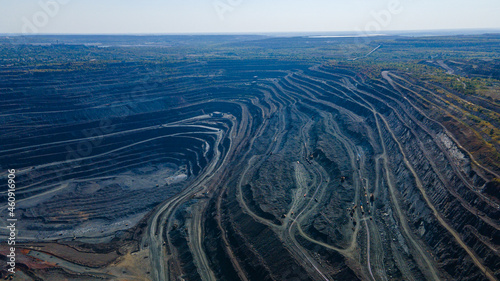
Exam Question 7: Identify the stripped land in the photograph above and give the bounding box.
[0,35,499,280]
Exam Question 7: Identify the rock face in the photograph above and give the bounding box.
[1,39,499,281]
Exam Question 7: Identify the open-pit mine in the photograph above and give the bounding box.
[0,35,499,281]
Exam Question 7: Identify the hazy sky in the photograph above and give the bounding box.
[1,0,499,34]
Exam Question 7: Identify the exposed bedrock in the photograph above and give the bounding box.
[2,59,499,281]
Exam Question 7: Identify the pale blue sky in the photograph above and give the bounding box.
[1,0,499,34]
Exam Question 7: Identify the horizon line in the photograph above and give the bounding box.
[1,28,500,37]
